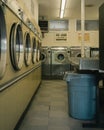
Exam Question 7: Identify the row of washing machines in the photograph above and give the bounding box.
[40,46,81,79]
[41,46,99,79]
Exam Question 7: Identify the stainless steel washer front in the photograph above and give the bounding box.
[90,47,99,58]
[40,46,48,63]
[70,46,81,70]
[70,46,81,57]
[51,47,68,64]
[40,46,51,79]
[51,46,70,79]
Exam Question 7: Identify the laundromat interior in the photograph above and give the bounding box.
[0,0,104,130]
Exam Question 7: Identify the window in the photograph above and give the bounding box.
[49,20,69,31]
[76,20,99,31]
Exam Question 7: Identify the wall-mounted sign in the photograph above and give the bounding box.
[55,33,68,42]
[78,33,90,42]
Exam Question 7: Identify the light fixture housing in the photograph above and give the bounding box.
[60,0,66,18]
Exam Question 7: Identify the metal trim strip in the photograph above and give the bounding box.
[0,65,41,92]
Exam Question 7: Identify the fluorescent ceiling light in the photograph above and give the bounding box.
[60,10,64,18]
[61,0,66,10]
[60,0,66,18]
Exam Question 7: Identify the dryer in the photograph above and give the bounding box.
[0,4,23,85]
[0,2,42,130]
[0,2,42,93]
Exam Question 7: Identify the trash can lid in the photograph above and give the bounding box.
[63,72,78,81]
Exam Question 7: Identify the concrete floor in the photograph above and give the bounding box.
[17,80,104,130]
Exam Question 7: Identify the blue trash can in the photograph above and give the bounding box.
[65,73,97,120]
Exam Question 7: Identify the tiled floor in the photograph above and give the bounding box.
[17,80,104,130]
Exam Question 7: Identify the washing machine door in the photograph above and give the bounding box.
[76,53,81,57]
[24,32,31,66]
[0,6,7,79]
[32,37,37,64]
[40,52,47,62]
[55,52,66,63]
[10,23,24,70]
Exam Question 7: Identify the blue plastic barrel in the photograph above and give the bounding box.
[65,73,97,120]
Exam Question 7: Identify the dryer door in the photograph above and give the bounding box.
[32,37,37,64]
[0,6,7,79]
[24,32,31,66]
[37,40,40,62]
[10,23,24,70]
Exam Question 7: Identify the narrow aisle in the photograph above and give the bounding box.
[18,80,103,130]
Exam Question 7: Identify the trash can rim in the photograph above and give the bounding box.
[65,73,96,81]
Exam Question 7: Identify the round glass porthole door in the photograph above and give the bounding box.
[32,37,37,64]
[40,53,46,62]
[24,32,31,66]
[0,7,7,79]
[10,23,24,70]
[37,41,40,62]
[57,53,65,62]
[76,53,81,57]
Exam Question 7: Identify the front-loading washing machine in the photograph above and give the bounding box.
[40,46,51,79]
[70,46,81,70]
[51,46,70,79]
[90,47,99,58]
[70,46,81,57]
